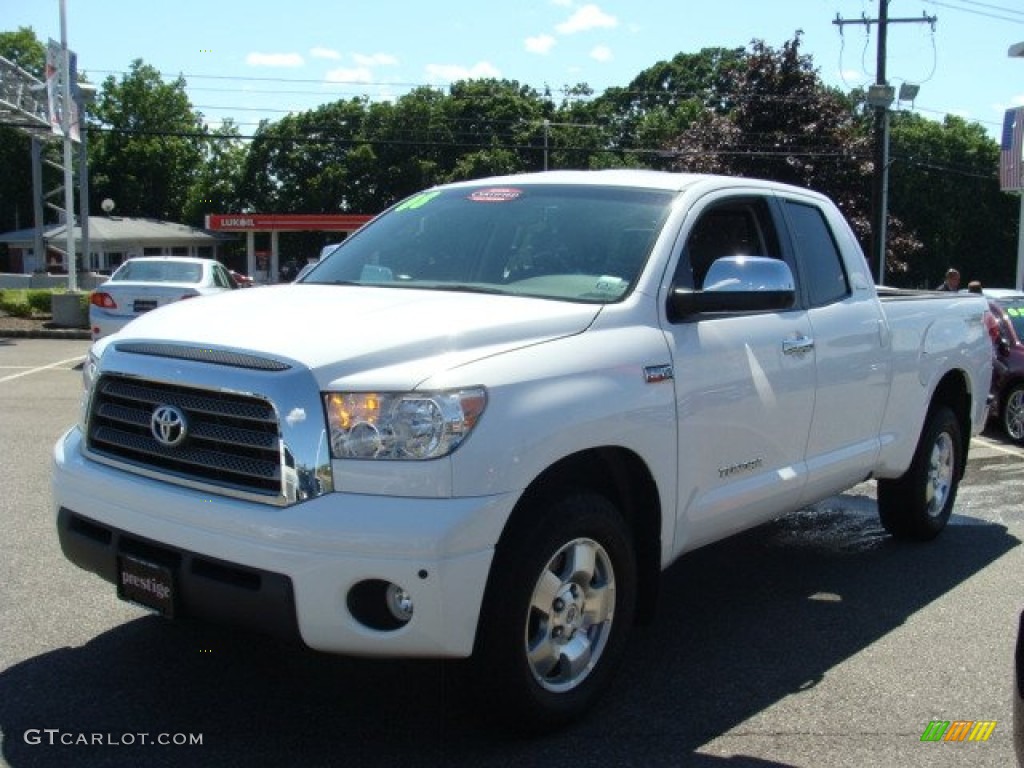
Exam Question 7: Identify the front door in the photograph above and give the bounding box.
[663,193,816,553]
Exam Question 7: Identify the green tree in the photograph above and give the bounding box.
[356,87,453,206]
[0,26,45,77]
[441,79,550,176]
[181,119,247,226]
[889,112,1015,288]
[238,98,371,214]
[662,36,923,275]
[588,47,744,169]
[88,59,204,221]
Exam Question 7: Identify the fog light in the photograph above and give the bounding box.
[386,583,414,623]
[347,579,414,630]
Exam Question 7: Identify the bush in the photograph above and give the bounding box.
[0,300,33,318]
[27,290,52,314]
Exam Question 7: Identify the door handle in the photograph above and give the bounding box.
[782,336,815,356]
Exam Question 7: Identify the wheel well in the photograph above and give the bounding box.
[501,447,662,624]
[930,370,972,477]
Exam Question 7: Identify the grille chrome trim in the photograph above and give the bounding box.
[85,374,288,503]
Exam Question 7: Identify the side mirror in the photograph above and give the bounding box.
[668,256,796,320]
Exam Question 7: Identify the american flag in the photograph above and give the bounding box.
[1001,107,1024,191]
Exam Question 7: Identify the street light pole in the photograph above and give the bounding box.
[59,0,77,292]
[871,0,890,286]
[76,82,95,275]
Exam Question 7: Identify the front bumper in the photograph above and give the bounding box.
[54,427,512,657]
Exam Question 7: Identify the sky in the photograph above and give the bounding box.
[6,0,1024,140]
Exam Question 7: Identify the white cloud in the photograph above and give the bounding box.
[425,62,502,83]
[556,4,618,35]
[526,34,557,55]
[310,47,342,60]
[353,52,399,67]
[590,45,612,62]
[246,52,304,68]
[325,66,374,84]
[322,53,397,86]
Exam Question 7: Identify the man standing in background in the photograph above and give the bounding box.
[937,268,961,291]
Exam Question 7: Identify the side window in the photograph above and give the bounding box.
[212,265,232,288]
[674,198,781,290]
[784,201,850,307]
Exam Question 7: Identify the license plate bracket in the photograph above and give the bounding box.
[117,554,175,617]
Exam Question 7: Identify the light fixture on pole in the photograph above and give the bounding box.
[897,83,920,103]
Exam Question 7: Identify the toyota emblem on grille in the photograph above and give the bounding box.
[151,405,188,448]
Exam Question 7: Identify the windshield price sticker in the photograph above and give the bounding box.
[468,188,522,203]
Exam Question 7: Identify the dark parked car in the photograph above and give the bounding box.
[984,290,1024,443]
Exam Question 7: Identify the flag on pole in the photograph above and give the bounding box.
[1000,107,1024,192]
[44,38,80,143]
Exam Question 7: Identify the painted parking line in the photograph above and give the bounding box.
[971,434,1024,459]
[0,355,85,384]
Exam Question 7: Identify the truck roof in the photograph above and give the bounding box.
[438,168,830,199]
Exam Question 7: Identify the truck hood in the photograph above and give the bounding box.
[108,284,602,388]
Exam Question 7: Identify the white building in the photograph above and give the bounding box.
[0,216,234,274]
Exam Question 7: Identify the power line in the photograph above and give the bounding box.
[957,0,1024,16]
[922,0,1024,23]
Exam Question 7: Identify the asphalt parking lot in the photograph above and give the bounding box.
[1,337,1021,768]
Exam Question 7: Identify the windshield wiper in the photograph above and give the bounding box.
[434,283,509,296]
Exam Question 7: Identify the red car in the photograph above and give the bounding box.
[985,290,1024,444]
[229,269,256,288]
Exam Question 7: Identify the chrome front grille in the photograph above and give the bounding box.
[86,374,283,498]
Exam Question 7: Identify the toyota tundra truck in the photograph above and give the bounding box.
[53,170,993,728]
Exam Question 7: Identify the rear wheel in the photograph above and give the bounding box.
[877,405,963,541]
[469,491,636,731]
[1002,384,1024,444]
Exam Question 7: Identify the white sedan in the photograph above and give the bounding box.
[89,257,239,341]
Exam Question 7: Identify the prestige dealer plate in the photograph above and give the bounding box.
[117,554,175,617]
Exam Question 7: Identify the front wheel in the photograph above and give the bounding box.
[1001,384,1024,444]
[469,491,637,731]
[877,405,963,541]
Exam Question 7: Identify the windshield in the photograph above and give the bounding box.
[303,184,674,303]
[1000,298,1024,341]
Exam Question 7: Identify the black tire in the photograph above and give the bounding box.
[469,491,637,732]
[877,405,963,541]
[1001,384,1024,444]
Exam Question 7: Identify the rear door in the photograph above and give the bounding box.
[777,195,891,504]
[663,191,816,552]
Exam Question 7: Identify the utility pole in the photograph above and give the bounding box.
[834,2,936,285]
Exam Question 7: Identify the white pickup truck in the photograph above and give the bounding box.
[54,170,992,728]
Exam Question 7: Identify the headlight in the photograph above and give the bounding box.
[324,388,486,460]
[82,347,100,392]
[79,346,102,431]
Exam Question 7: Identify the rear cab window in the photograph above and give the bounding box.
[781,200,851,308]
